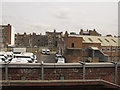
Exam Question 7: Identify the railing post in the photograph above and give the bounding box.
[5,63,8,80]
[110,61,118,84]
[41,61,44,80]
[79,62,86,80]
[114,62,118,84]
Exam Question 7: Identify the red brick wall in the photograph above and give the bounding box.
[2,66,120,85]
[82,43,101,49]
[67,37,82,49]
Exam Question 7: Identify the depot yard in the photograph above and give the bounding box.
[35,52,56,63]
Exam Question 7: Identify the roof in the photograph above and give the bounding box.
[90,47,99,50]
[69,35,119,46]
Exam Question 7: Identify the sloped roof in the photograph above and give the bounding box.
[69,35,119,46]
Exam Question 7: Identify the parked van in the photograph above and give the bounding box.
[57,57,65,63]
[55,54,62,61]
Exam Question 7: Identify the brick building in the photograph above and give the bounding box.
[58,31,120,63]
[79,29,101,36]
[0,24,15,48]
[46,29,63,50]
[15,32,48,48]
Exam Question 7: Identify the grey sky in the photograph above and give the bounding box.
[1,2,118,36]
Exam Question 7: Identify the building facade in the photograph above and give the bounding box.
[15,32,48,48]
[59,31,120,63]
[79,29,101,36]
[46,30,63,50]
[0,24,15,48]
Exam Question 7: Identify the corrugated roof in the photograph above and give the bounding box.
[69,35,119,46]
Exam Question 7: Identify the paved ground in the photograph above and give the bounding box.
[35,52,56,63]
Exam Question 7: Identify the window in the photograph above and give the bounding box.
[105,39,109,42]
[98,38,102,42]
[88,38,93,42]
[0,27,8,29]
[112,48,116,52]
[111,39,116,43]
[0,36,8,38]
[72,43,74,48]
[102,48,105,52]
[107,48,111,52]
[118,48,120,52]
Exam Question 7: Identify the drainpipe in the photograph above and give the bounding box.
[41,61,44,80]
[111,61,118,84]
[92,50,94,58]
[79,61,86,80]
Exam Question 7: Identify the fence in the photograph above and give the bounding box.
[1,63,120,85]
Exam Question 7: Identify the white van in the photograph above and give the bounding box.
[55,54,62,61]
[57,57,65,63]
[11,55,32,63]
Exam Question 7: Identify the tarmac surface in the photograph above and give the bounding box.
[35,52,56,63]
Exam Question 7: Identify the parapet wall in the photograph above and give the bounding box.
[0,63,120,85]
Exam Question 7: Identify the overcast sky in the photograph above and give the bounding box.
[0,1,118,36]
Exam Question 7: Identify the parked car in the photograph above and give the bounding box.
[46,49,50,55]
[41,49,46,55]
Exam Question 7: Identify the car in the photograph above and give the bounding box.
[57,57,65,63]
[41,49,46,55]
[46,49,50,55]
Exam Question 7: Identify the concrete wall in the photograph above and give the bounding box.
[1,63,120,85]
